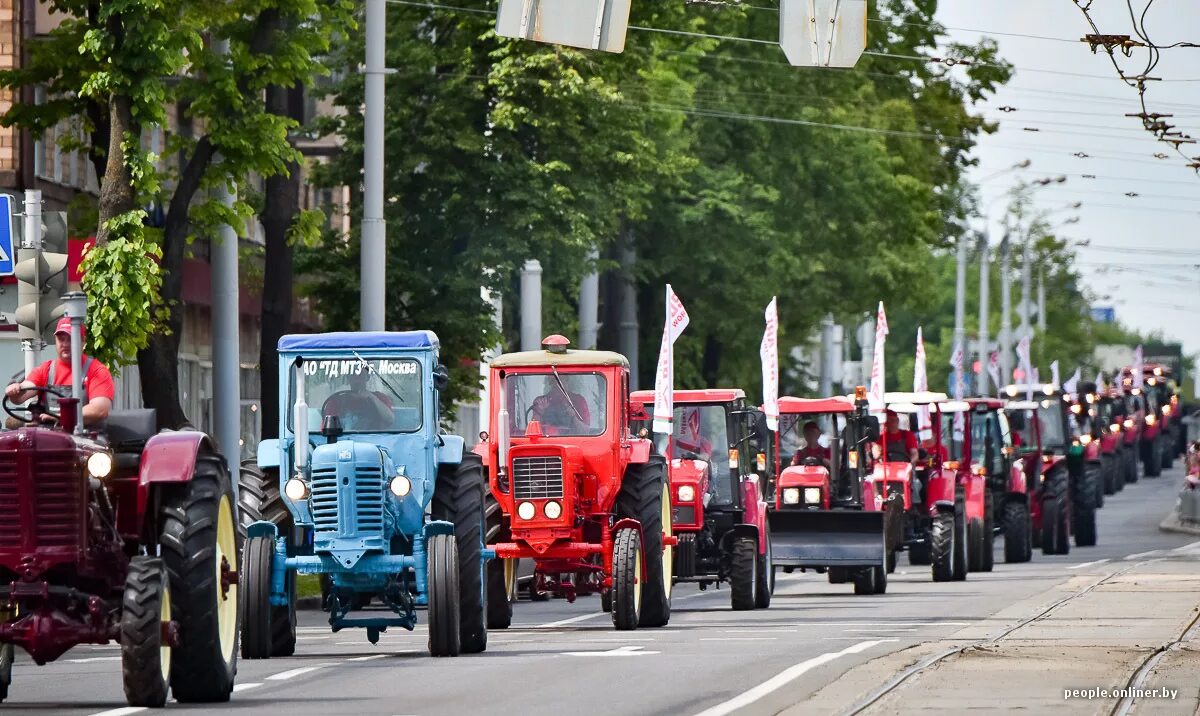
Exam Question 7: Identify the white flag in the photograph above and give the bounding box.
[914,327,932,440]
[1133,344,1145,389]
[868,301,889,412]
[1094,371,1104,391]
[1016,336,1033,400]
[948,340,965,400]
[987,351,1001,395]
[1063,368,1081,395]
[760,297,779,431]
[653,285,690,434]
[1050,360,1061,389]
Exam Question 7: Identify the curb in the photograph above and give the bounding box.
[1159,510,1200,536]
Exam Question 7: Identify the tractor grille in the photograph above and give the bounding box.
[882,481,905,502]
[512,455,564,500]
[309,466,386,535]
[0,450,83,550]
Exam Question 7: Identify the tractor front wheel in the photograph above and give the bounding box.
[908,538,931,566]
[931,511,955,582]
[952,498,968,581]
[427,533,461,657]
[967,518,985,573]
[1003,500,1032,564]
[729,535,758,611]
[0,642,10,703]
[238,463,295,657]
[754,526,773,609]
[240,535,276,660]
[1125,450,1139,484]
[982,490,995,572]
[159,455,238,702]
[611,527,642,630]
[617,456,671,627]
[121,556,171,708]
[1074,468,1098,548]
[432,453,489,653]
[828,567,850,584]
[854,564,886,595]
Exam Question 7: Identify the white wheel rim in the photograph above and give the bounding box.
[503,559,518,601]
[160,580,172,683]
[215,496,238,661]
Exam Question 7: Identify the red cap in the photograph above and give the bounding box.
[54,317,85,341]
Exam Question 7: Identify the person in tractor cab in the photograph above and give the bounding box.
[877,410,918,464]
[4,317,115,427]
[530,384,591,435]
[791,420,831,468]
[322,370,394,431]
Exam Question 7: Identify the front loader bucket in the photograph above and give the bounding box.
[768,510,886,568]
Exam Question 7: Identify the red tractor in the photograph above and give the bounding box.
[1067,383,1107,513]
[769,390,891,595]
[879,394,974,582]
[629,389,773,610]
[1144,365,1182,470]
[961,399,1029,565]
[0,298,240,707]
[1005,388,1078,554]
[1116,387,1147,484]
[1092,386,1128,496]
[931,400,993,573]
[1120,371,1164,478]
[478,336,673,630]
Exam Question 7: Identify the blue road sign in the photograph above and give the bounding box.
[1090,306,1116,323]
[0,194,13,277]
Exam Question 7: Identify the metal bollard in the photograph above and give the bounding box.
[1180,487,1200,525]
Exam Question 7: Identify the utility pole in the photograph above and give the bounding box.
[977,233,990,396]
[577,248,599,349]
[1020,240,1033,346]
[212,40,240,479]
[19,190,42,376]
[361,0,387,331]
[1037,269,1046,332]
[618,236,639,390]
[819,314,834,396]
[952,236,968,395]
[999,233,1013,385]
[519,259,542,351]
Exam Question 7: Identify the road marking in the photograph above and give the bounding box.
[1171,540,1200,553]
[561,645,659,657]
[1124,550,1161,560]
[233,682,264,693]
[87,708,146,716]
[824,637,901,641]
[844,628,916,633]
[1067,559,1111,569]
[535,613,605,628]
[266,663,336,680]
[699,637,777,641]
[66,656,123,663]
[297,636,331,640]
[723,629,798,633]
[690,640,887,716]
[347,654,389,662]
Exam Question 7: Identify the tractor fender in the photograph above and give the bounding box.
[720,524,760,553]
[612,517,650,581]
[136,430,223,526]
[932,499,956,514]
[257,438,281,470]
[436,434,465,465]
[247,520,280,541]
[627,438,652,465]
[424,520,455,537]
[1006,491,1029,507]
[739,477,768,555]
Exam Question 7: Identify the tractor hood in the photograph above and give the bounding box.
[309,440,395,569]
[779,464,830,489]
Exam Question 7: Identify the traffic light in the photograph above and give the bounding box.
[14,212,69,345]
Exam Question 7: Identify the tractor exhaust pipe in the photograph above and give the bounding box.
[294,357,309,470]
[62,292,87,435]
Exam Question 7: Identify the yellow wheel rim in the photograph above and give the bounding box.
[503,558,518,601]
[632,545,642,613]
[160,581,172,683]
[660,483,673,601]
[215,495,238,661]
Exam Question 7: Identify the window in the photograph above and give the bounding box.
[293,357,423,434]
[507,371,606,437]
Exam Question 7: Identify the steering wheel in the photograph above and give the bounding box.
[4,386,65,426]
[803,456,821,467]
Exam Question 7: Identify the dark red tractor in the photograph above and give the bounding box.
[962,399,1029,565]
[1005,387,1080,554]
[1092,386,1128,497]
[629,389,773,610]
[768,390,890,595]
[1144,365,1182,470]
[1120,370,1164,478]
[1116,387,1146,484]
[478,336,673,630]
[0,297,240,707]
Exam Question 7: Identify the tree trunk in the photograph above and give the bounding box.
[258,83,299,440]
[702,333,721,388]
[93,95,137,245]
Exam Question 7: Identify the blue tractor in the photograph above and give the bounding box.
[239,331,492,657]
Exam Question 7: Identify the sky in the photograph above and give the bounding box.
[933,1,1200,357]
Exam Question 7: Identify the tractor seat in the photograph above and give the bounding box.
[106,409,158,450]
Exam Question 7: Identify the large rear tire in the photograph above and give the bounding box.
[1003,500,1032,564]
[908,538,931,566]
[967,518,985,573]
[1101,456,1117,496]
[729,535,757,610]
[427,533,461,657]
[1074,467,1098,548]
[237,463,295,658]
[982,490,995,572]
[1124,449,1139,484]
[616,456,671,627]
[931,511,955,582]
[121,556,171,708]
[0,641,10,703]
[239,535,276,660]
[755,525,773,609]
[1144,438,1163,478]
[432,453,489,654]
[159,454,238,703]
[611,527,642,630]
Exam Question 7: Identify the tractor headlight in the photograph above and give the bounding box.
[517,501,536,520]
[1146,414,1157,426]
[389,475,412,498]
[284,477,310,501]
[677,485,696,503]
[803,487,822,505]
[1124,418,1134,429]
[848,451,859,469]
[87,452,112,478]
[1080,435,1093,445]
[782,488,801,505]
[543,501,562,519]
[1110,423,1121,433]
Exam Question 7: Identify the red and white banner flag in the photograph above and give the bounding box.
[760,297,779,431]
[1016,336,1033,400]
[913,327,932,440]
[653,285,690,434]
[1133,344,1145,389]
[868,301,888,412]
[987,351,1001,395]
[948,340,965,400]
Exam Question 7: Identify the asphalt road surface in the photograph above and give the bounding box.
[7,465,1198,716]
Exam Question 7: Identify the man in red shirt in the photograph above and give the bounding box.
[791,420,832,467]
[878,410,919,464]
[5,317,115,427]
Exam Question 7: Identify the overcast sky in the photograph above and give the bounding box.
[934,1,1200,357]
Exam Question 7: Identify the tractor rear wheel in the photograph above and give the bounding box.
[616,456,671,628]
[1003,500,1032,564]
[427,533,461,656]
[729,535,758,611]
[754,525,773,609]
[1091,463,1104,509]
[853,564,886,595]
[432,453,489,653]
[982,490,995,572]
[1144,438,1163,477]
[121,556,171,708]
[486,541,516,630]
[931,511,955,582]
[611,527,642,630]
[1163,438,1174,470]
[159,454,238,703]
[240,535,276,660]
[1124,450,1139,484]
[1102,456,1117,496]
[885,548,897,574]
[967,518,985,573]
[1074,467,1098,548]
[238,463,295,658]
[908,538,931,566]
[0,642,10,703]
[951,497,968,581]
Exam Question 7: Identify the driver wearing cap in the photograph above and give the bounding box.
[4,317,115,427]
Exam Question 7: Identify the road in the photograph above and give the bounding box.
[7,466,1198,716]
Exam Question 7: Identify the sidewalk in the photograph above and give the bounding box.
[789,557,1200,715]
